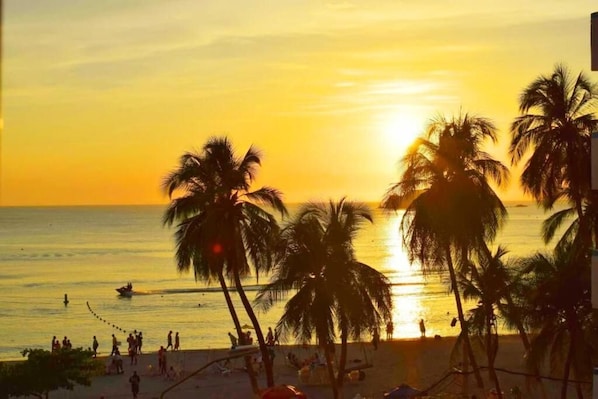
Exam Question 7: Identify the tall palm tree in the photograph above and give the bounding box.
[518,244,595,399]
[383,112,510,389]
[162,137,287,390]
[510,64,598,249]
[256,199,393,399]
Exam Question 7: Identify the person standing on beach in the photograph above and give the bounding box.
[386,321,394,340]
[51,336,56,352]
[114,349,124,374]
[158,346,165,374]
[92,336,99,357]
[127,333,135,353]
[111,334,118,355]
[129,338,138,365]
[266,327,274,346]
[174,332,180,351]
[129,370,140,398]
[136,332,143,354]
[419,319,426,338]
[158,346,168,375]
[372,328,380,350]
[166,330,173,350]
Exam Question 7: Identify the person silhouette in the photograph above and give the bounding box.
[419,319,426,338]
[92,336,99,357]
[129,370,140,398]
[166,331,173,350]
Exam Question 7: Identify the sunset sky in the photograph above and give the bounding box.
[2,1,596,206]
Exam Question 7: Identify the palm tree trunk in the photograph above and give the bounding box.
[336,327,348,388]
[322,338,340,399]
[232,269,275,387]
[560,340,573,399]
[504,293,547,398]
[218,272,260,394]
[486,311,503,398]
[566,315,585,399]
[230,238,275,387]
[445,246,484,389]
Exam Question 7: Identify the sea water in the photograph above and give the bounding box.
[0,202,563,361]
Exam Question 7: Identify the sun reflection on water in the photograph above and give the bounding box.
[379,210,429,339]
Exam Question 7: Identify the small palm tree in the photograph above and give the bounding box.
[460,246,512,397]
[162,136,286,390]
[383,112,509,389]
[257,199,392,399]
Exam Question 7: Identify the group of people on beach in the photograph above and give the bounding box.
[51,335,73,352]
[266,326,279,346]
[165,330,180,351]
[370,320,395,350]
[228,330,254,348]
[227,326,279,349]
[107,330,143,356]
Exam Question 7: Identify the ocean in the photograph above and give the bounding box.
[0,202,563,361]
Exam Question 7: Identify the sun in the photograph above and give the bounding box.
[380,109,426,156]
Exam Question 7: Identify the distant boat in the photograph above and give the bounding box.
[116,282,133,297]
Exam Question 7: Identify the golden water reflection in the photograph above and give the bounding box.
[382,210,428,338]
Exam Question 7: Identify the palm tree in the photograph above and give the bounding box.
[383,112,510,390]
[510,64,598,249]
[509,65,598,399]
[518,243,595,399]
[256,199,393,399]
[162,136,287,390]
[459,246,515,397]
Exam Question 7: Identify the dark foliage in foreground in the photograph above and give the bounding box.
[0,348,102,399]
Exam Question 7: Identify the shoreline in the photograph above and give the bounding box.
[5,335,582,398]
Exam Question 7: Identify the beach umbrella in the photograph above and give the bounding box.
[383,383,423,398]
[241,323,254,329]
[260,384,307,399]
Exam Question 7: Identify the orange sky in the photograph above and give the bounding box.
[2,1,596,206]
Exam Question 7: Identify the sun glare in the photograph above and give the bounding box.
[380,109,426,156]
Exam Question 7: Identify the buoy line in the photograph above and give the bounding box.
[86,301,133,334]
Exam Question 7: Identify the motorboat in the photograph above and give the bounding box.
[116,282,133,297]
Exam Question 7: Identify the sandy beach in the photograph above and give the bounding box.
[39,335,586,399]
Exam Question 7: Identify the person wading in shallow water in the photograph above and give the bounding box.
[419,319,426,338]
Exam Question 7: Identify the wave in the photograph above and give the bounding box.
[126,281,428,297]
[0,247,169,262]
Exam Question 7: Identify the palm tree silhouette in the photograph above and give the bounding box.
[518,243,594,399]
[162,136,286,390]
[257,199,392,399]
[383,112,510,390]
